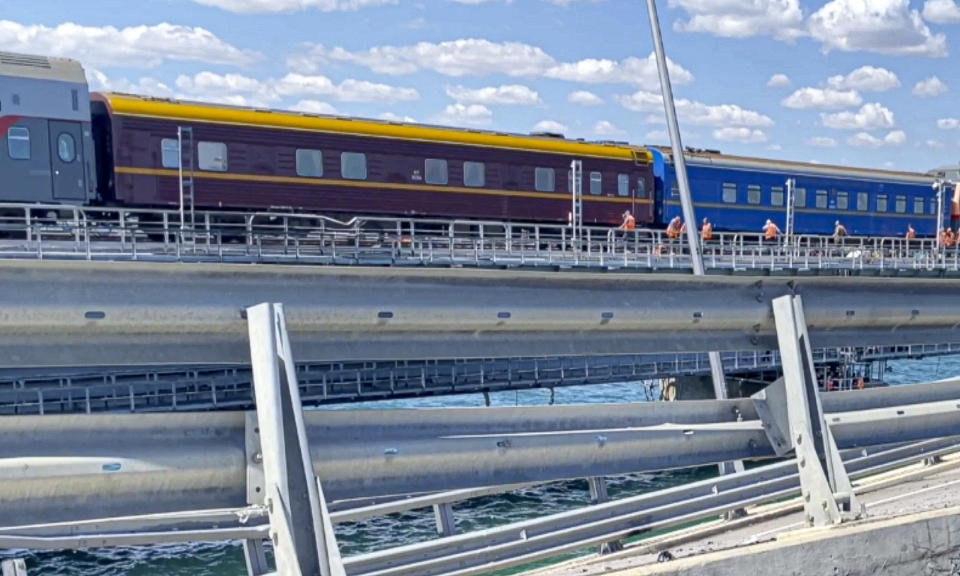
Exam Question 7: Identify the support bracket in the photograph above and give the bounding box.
[247,302,345,576]
[754,295,862,526]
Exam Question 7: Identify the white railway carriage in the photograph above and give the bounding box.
[0,51,95,204]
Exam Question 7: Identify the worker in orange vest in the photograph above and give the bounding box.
[762,219,780,241]
[700,217,713,241]
[833,220,848,243]
[666,216,682,239]
[943,228,956,248]
[905,224,916,239]
[619,210,636,231]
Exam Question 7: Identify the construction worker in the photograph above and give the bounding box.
[665,216,682,239]
[700,217,713,241]
[762,219,780,241]
[833,220,848,243]
[906,224,916,240]
[942,228,956,248]
[619,210,636,231]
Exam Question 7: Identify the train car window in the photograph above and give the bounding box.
[913,197,925,215]
[795,188,807,208]
[895,196,906,214]
[296,149,324,178]
[161,139,180,169]
[535,167,555,192]
[770,186,784,206]
[198,142,228,172]
[747,184,761,205]
[617,174,629,197]
[722,183,737,203]
[857,192,869,211]
[637,177,648,199]
[464,161,485,187]
[71,89,79,112]
[837,192,848,210]
[341,152,367,180]
[589,172,602,195]
[425,159,448,185]
[6,126,30,160]
[57,133,76,163]
[815,190,827,209]
[930,199,938,215]
[877,194,888,213]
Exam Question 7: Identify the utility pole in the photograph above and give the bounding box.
[645,0,744,480]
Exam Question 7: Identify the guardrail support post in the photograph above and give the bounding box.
[1,559,27,576]
[588,476,623,554]
[243,539,270,576]
[247,302,345,576]
[756,295,863,527]
[433,503,457,537]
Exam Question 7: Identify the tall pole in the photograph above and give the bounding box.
[645,0,702,274]
[645,0,743,481]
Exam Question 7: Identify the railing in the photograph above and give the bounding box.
[1,203,957,273]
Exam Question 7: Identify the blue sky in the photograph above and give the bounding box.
[2,0,959,172]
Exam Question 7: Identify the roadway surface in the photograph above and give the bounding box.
[538,451,960,575]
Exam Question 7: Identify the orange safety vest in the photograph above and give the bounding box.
[623,215,636,231]
[763,225,777,240]
[701,223,713,241]
[906,229,916,239]
[666,223,680,239]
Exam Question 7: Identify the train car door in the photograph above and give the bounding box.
[48,120,86,201]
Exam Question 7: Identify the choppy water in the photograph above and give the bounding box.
[6,355,960,575]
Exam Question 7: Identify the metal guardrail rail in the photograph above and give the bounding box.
[0,203,956,275]
[3,260,960,368]
[2,342,958,415]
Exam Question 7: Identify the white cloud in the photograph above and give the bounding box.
[937,118,960,129]
[445,84,541,105]
[172,71,419,106]
[846,130,906,148]
[275,73,421,103]
[617,90,774,128]
[805,136,838,148]
[923,0,960,23]
[594,120,626,136]
[298,42,694,87]
[87,69,172,97]
[668,0,805,41]
[913,76,948,98]
[809,0,947,58]
[713,127,767,143]
[532,120,567,133]
[826,66,900,92]
[432,103,493,126]
[926,139,945,149]
[190,0,396,12]
[0,20,257,68]
[782,88,862,110]
[378,112,416,122]
[544,53,694,86]
[767,74,792,88]
[568,90,604,106]
[820,103,895,130]
[291,100,338,115]
[298,39,555,77]
[767,144,782,151]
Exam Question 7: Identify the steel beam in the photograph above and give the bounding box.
[3,261,960,367]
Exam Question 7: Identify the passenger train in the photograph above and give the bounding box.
[0,50,953,237]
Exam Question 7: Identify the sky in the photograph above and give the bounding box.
[2,0,959,173]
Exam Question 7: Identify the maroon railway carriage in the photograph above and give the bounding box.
[91,93,655,227]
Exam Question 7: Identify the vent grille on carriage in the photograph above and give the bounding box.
[0,53,52,69]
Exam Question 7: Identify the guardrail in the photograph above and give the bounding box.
[0,203,956,274]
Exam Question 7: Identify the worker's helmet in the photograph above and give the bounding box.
[835,220,840,226]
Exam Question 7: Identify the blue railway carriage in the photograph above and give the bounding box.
[0,52,96,205]
[652,147,939,237]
